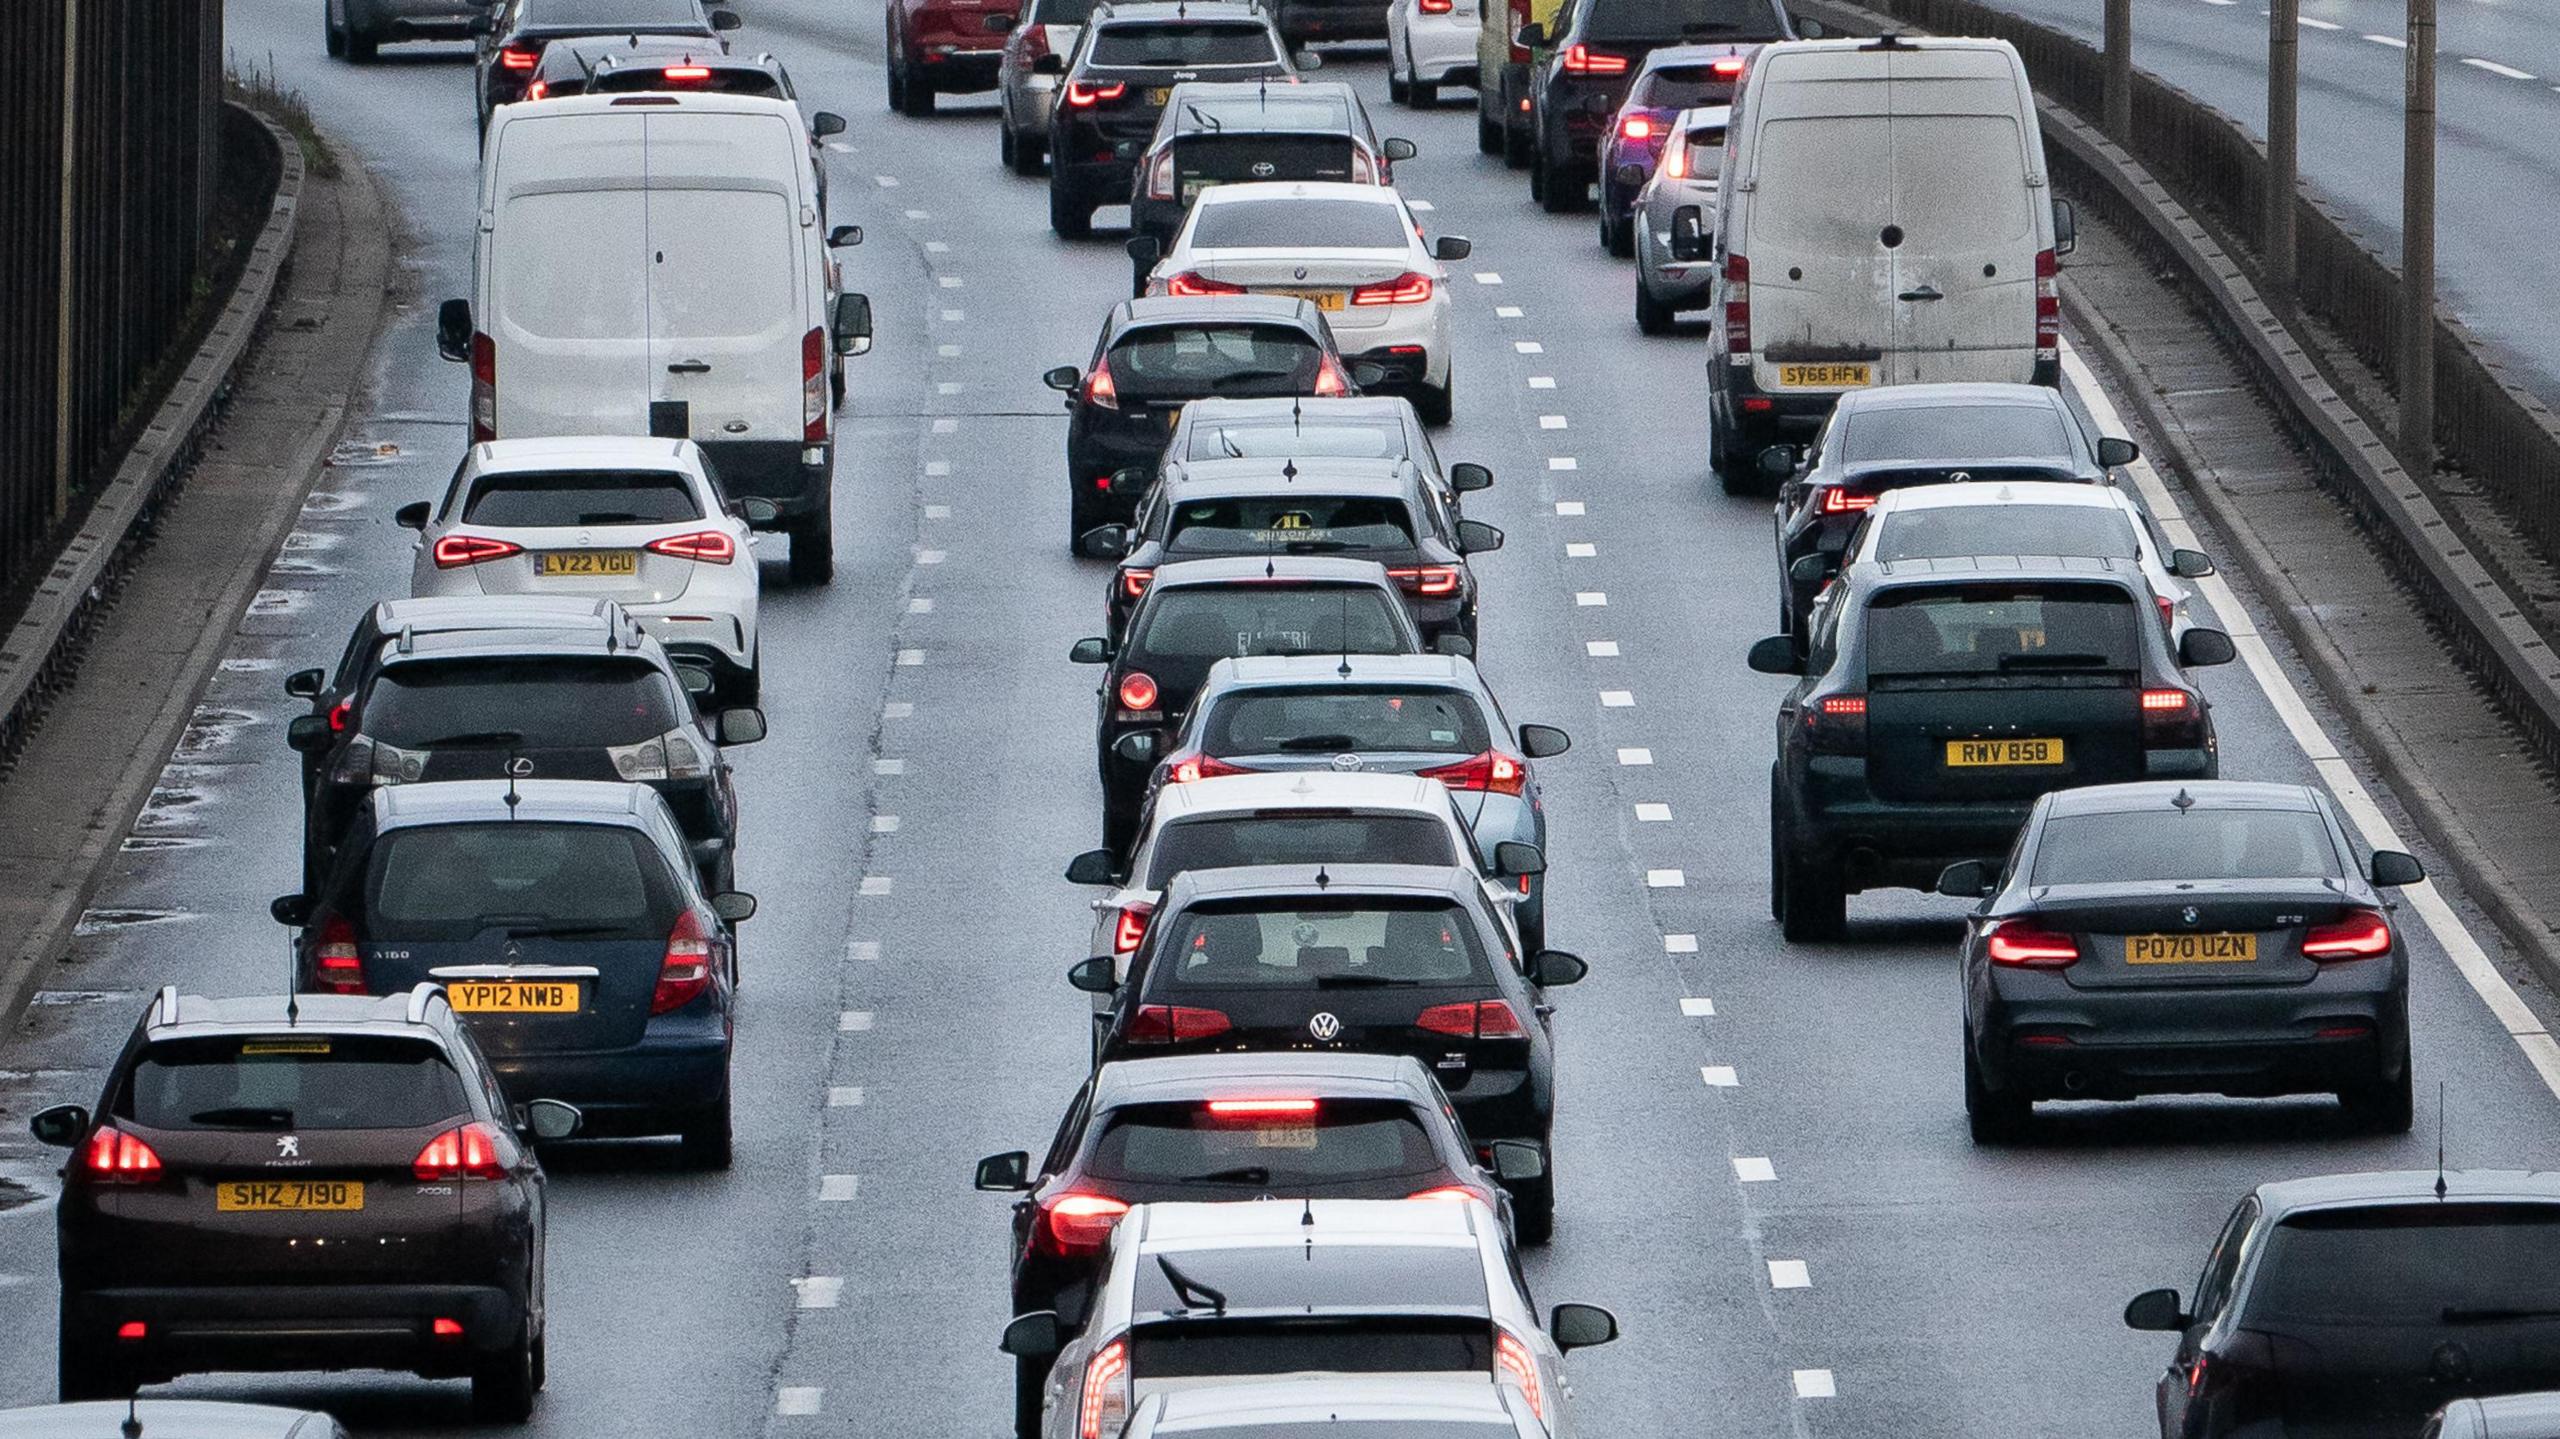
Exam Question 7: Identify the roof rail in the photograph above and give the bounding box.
[396,622,415,655]
[153,985,182,1028]
[405,982,443,1026]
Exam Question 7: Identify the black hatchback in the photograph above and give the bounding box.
[1070,863,1587,1241]
[1125,81,1409,259]
[472,0,738,127]
[1517,0,1791,213]
[1750,555,2236,941]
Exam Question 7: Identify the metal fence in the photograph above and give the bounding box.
[0,0,225,599]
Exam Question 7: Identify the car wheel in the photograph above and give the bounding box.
[1478,105,1503,155]
[1515,901,1545,959]
[1766,767,1785,921]
[1070,486,1106,555]
[734,648,762,710]
[1388,67,1409,103]
[884,52,907,111]
[1411,78,1439,108]
[1013,1352,1047,1439]
[1713,419,1760,497]
[1049,183,1093,239]
[1603,206,1634,258]
[325,2,347,57]
[1501,98,1532,167]
[831,355,847,408]
[1964,1029,2032,1144]
[1774,811,1845,942]
[681,1096,735,1170]
[346,25,379,61]
[787,509,835,586]
[2341,1053,2414,1134]
[1413,377,1453,427]
[1009,128,1046,177]
[1131,257,1152,299]
[470,1326,539,1422]
[1539,156,1579,214]
[1509,1148,1554,1245]
[57,1329,127,1404]
[898,66,937,117]
[1000,124,1018,169]
[1102,786,1140,856]
[1526,150,1546,202]
[1635,278,1673,336]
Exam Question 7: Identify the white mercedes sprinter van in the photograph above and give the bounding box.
[439,92,870,583]
[1700,35,2076,493]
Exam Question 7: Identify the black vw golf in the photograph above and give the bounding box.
[1949,780,2423,1141]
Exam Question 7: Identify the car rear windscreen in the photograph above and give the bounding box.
[1185,96,1349,132]
[1843,407,2074,465]
[364,822,674,939]
[1131,587,1411,661]
[2031,810,2344,886]
[461,470,704,527]
[2248,1205,2560,1326]
[1634,64,1740,108]
[1165,495,1415,555]
[1091,21,1280,67]
[1203,688,1490,756]
[1162,901,1489,987]
[1145,813,1460,887]
[528,0,710,28]
[1135,1317,1492,1377]
[1188,198,1413,250]
[1873,505,2138,564]
[1086,1098,1445,1185]
[1583,0,1783,43]
[1110,327,1326,401]
[1033,0,1098,22]
[364,657,681,749]
[122,1035,473,1132]
[1187,423,1403,461]
[1864,585,2141,677]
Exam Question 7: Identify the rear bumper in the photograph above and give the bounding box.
[484,1023,730,1134]
[352,0,481,38]
[1345,341,1442,392]
[1977,986,2405,1100]
[1712,369,1843,449]
[911,46,1006,89]
[1276,0,1390,39]
[66,1283,526,1374]
[631,610,754,672]
[701,440,831,523]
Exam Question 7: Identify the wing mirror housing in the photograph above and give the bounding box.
[1527,949,1587,987]
[1493,841,1546,878]
[469,10,496,34]
[1078,525,1134,559]
[712,891,758,924]
[812,111,848,138]
[2097,436,2140,467]
[1432,234,1472,262]
[717,708,768,746]
[676,665,716,699]
[1935,859,1994,899]
[976,1150,1034,1191]
[1384,137,1418,162]
[1112,465,1152,493]
[1348,360,1388,390]
[1001,1311,1065,1359]
[395,500,431,531]
[1043,364,1083,393]
[2179,627,2237,668]
[1746,635,1800,675]
[1065,849,1124,886]
[1433,633,1474,658]
[985,9,1017,29]
[1111,731,1158,765]
[1517,723,1569,758]
[738,496,781,526]
[831,292,873,357]
[1068,956,1120,994]
[1796,16,1828,38]
[1668,205,1709,262]
[1489,1139,1545,1182]
[1615,163,1647,190]
[286,715,333,754]
[1513,21,1547,47]
[2370,849,2426,887]
[1448,462,1492,493]
[1068,637,1110,664]
[2053,197,2079,257]
[2124,1288,2188,1332]
[1032,52,1066,74]
[30,1103,89,1147]
[1789,553,1835,587]
[436,299,473,363]
[710,8,743,28]
[1125,234,1163,266]
[1550,1302,1619,1350]
[2170,547,2216,579]
[521,1098,582,1141]
[1757,445,1798,480]
[828,224,864,248]
[1292,49,1323,69]
[270,894,313,928]
[284,667,325,699]
[1456,519,1503,554]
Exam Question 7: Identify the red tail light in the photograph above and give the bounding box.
[1805,693,1866,755]
[1084,356,1119,410]
[2140,688,2191,713]
[526,79,550,100]
[1419,0,1453,11]
[645,530,737,563]
[1496,1328,1546,1420]
[2156,594,2176,632]
[315,913,366,994]
[1505,0,1532,59]
[1064,79,1126,106]
[1417,999,1526,1038]
[470,331,496,442]
[1408,1184,1481,1201]
[663,65,712,80]
[81,1126,164,1181]
[1619,115,1653,141]
[2141,685,2207,746]
[1985,920,2081,968]
[413,1122,507,1181]
[1313,361,1353,397]
[1710,56,1746,77]
[2302,909,2393,960]
[1417,750,1526,796]
[1116,671,1160,712]
[327,697,353,733]
[117,1322,149,1340]
[1388,565,1461,596]
[1663,144,1689,180]
[1120,567,1154,599]
[1817,486,1875,515]
[1561,44,1627,73]
[1019,23,1053,61]
[652,909,714,1014]
[2035,248,2059,363]
[1169,753,1246,785]
[803,327,827,442]
[1145,149,1176,201]
[1205,1098,1318,1117]
[1112,903,1153,955]
[1723,252,1750,360]
[433,1317,467,1340]
[1166,271,1246,298]
[1125,1004,1233,1043]
[1351,272,1434,306]
[499,45,540,70]
[432,534,523,568]
[1079,1337,1132,1439]
[1037,1192,1132,1257]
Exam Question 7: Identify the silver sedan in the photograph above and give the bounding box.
[1630,104,1729,335]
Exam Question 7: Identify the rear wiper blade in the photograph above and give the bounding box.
[503,923,624,939]
[1207,368,1297,390]
[574,512,652,524]
[189,1107,295,1129]
[1273,734,1363,751]
[415,729,526,748]
[1175,1166,1272,1185]
[1282,539,1355,553]
[2442,1307,2560,1325]
[1993,652,2114,671]
[1315,973,1418,987]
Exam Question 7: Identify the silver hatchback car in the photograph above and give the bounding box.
[1630,104,1729,335]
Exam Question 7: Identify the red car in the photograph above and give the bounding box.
[885,0,1020,115]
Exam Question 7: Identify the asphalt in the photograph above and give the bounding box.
[0,1,2558,1434]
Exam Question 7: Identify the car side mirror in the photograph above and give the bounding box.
[1293,49,1323,69]
[1033,52,1066,74]
[2053,197,2078,257]
[1513,21,1546,47]
[2370,849,2426,887]
[2097,436,2139,467]
[1669,205,1708,262]
[1746,635,1799,675]
[30,1104,89,1148]
[1432,234,1472,262]
[738,496,781,525]
[1069,637,1110,664]
[1456,519,1503,554]
[1489,1139,1544,1182]
[1079,525,1134,559]
[717,707,768,746]
[1065,849,1124,885]
[1615,163,1646,190]
[677,665,716,699]
[284,667,326,699]
[2123,1288,2187,1332]
[832,292,873,357]
[2179,627,2237,667]
[270,894,313,928]
[1494,840,1545,878]
[521,1098,582,1140]
[436,299,473,362]
[710,7,743,28]
[1112,731,1158,764]
[1796,15,1828,38]
[812,111,848,138]
[1757,445,1797,480]
[712,891,758,923]
[395,500,432,531]
[1936,859,1993,899]
[829,224,864,248]
[1112,465,1152,493]
[1383,137,1417,162]
[1125,234,1163,266]
[1433,633,1474,658]
[976,1150,1034,1191]
[1528,949,1587,987]
[469,11,496,35]
[2170,547,2215,579]
[286,714,333,753]
[1550,1302,1619,1350]
[1044,364,1083,393]
[1448,462,1492,493]
[1001,1311,1065,1359]
[1349,361,1389,390]
[1517,723,1569,759]
[1788,553,1834,587]
[1068,956,1120,994]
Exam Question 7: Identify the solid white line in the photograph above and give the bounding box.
[839,1011,875,1031]
[1586,640,1619,657]
[871,816,901,833]
[819,1174,861,1202]
[793,1277,845,1309]
[1733,1155,1775,1181]
[2364,32,2406,46]
[858,877,892,896]
[1566,542,1596,558]
[1528,376,1556,389]
[828,1086,865,1107]
[1575,591,1607,606]
[1648,868,1685,887]
[1792,1369,1836,1399]
[1700,1064,1738,1086]
[2463,56,2536,79]
[1539,415,1568,429]
[1618,747,1654,765]
[1554,500,1585,515]
[1549,457,1578,470]
[1768,1260,1811,1290]
[778,1387,824,1416]
[1600,690,1634,707]
[1664,933,1698,952]
[1636,803,1673,822]
[1680,996,1715,1016]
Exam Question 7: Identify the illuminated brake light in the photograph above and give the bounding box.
[1112,905,1152,954]
[414,1122,507,1181]
[526,79,550,100]
[499,46,540,70]
[1120,567,1154,598]
[1080,1339,1131,1439]
[1418,0,1453,11]
[1818,696,1867,717]
[1388,565,1461,596]
[117,1322,148,1341]
[1663,145,1688,180]
[1169,753,1245,785]
[663,65,713,80]
[1064,79,1126,106]
[652,909,714,1014]
[1985,920,2080,968]
[315,913,366,994]
[433,533,523,568]
[1408,1184,1479,1201]
[1312,361,1353,397]
[1619,115,1653,141]
[2035,248,2060,362]
[1818,487,1875,515]
[1418,999,1526,1038]
[433,1318,467,1340]
[1560,44,1626,74]
[1418,750,1526,796]
[1205,1098,1319,1117]
[82,1127,164,1180]
[1085,356,1119,410]
[1723,252,1750,362]
[2140,688,2191,713]
[1351,272,1434,306]
[1116,671,1160,712]
[1165,271,1245,298]
[1496,1329,1546,1420]
[1040,1193,1131,1258]
[1125,1004,1232,1043]
[1710,56,1745,77]
[2302,909,2393,960]
[803,327,827,442]
[327,697,353,733]
[645,530,737,563]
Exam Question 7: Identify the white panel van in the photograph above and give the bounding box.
[439,92,870,583]
[1700,35,2076,493]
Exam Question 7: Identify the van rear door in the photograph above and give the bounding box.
[489,112,653,437]
[1742,111,1892,398]
[1884,96,2038,384]
[643,110,810,449]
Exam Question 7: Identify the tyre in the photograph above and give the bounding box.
[1069,488,1105,555]
[470,1327,539,1423]
[1602,206,1634,258]
[680,1097,734,1169]
[1102,785,1140,857]
[1009,129,1046,177]
[1773,809,1845,942]
[1964,1032,2032,1144]
[1515,901,1545,960]
[1413,377,1453,427]
[347,26,378,61]
[2341,1054,2414,1134]
[830,357,847,408]
[733,648,761,710]
[1013,1352,1047,1439]
[884,54,907,111]
[787,509,835,586]
[1539,156,1579,214]
[1389,68,1409,103]
[1526,152,1545,203]
[1411,78,1439,108]
[325,4,348,57]
[1635,279,1673,336]
[57,1329,126,1404]
[1049,183,1093,240]
[1000,124,1018,170]
[1501,103,1532,167]
[1712,419,1759,496]
[1478,106,1503,155]
[1766,767,1785,921]
[1509,1152,1554,1245]
[898,68,937,117]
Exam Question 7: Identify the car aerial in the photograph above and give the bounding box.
[1515,0,1792,214]
[27,986,581,1416]
[1749,555,2237,942]
[0,1401,348,1438]
[395,437,769,706]
[281,596,765,894]
[272,779,755,1166]
[1121,1377,1551,1439]
[1041,0,1301,239]
[999,1199,1618,1439]
[1595,44,1748,255]
[1042,296,1362,549]
[472,0,739,130]
[1135,183,1470,424]
[998,0,1103,174]
[1135,654,1568,948]
[1629,103,1726,334]
[1160,395,1493,512]
[326,0,480,63]
[517,32,720,100]
[1071,556,1429,851]
[973,1052,1543,1437]
[1834,481,2217,644]
[885,0,1019,117]
[1080,455,1503,643]
[1125,81,1412,263]
[2124,1170,2560,1438]
[1074,864,1588,1238]
[1387,0,1481,109]
[1946,779,2425,1141]
[1770,382,2141,633]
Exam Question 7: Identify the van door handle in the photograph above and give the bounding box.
[666,359,712,374]
[1897,286,1943,302]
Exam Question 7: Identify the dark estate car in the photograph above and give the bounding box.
[1750,555,2236,941]
[518,33,720,100]
[1516,0,1792,213]
[473,0,739,128]
[1595,43,1750,254]
[30,988,579,1416]
[1126,81,1409,256]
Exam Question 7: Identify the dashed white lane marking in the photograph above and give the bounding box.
[1793,1369,1836,1399]
[1664,933,1698,952]
[1515,341,1544,354]
[1575,591,1607,606]
[938,276,965,289]
[1538,415,1568,429]
[1565,542,1597,558]
[909,598,933,614]
[1733,1155,1776,1182]
[1600,689,1635,707]
[1700,1064,1738,1086]
[882,702,913,720]
[1495,305,1524,318]
[924,504,951,520]
[1473,272,1504,284]
[1769,1260,1811,1290]
[839,1010,875,1031]
[859,877,893,896]
[904,209,931,219]
[1618,747,1654,765]
[1586,640,1619,657]
[871,816,901,834]
[849,941,882,962]
[1407,198,1434,211]
[1647,868,1685,887]
[895,648,926,666]
[875,174,901,187]
[925,460,951,476]
[1680,996,1715,1016]
[931,418,959,433]
[938,343,964,357]
[793,1277,846,1309]
[941,308,966,321]
[819,1174,861,1202]
[2364,32,2405,46]
[778,1387,824,1416]
[874,758,906,775]
[925,240,950,253]
[1635,803,1672,822]
[2463,56,2537,79]
[1549,457,1578,470]
[829,1086,865,1107]
[937,381,964,395]
[1528,376,1556,389]
[2296,14,2341,28]
[918,549,948,564]
[825,140,856,152]
[1554,500,1585,515]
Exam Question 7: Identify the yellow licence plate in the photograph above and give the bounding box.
[1148,87,1173,104]
[1267,286,1345,312]
[1945,737,2065,767]
[447,981,581,1013]
[2127,932,2259,965]
[537,550,638,577]
[217,1180,364,1212]
[1777,363,1872,388]
[1252,1123,1318,1149]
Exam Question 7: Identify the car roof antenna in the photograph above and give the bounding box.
[2435,1081,2449,1200]
[2170,787,2195,813]
[1336,592,1353,677]
[122,1398,142,1439]
[505,760,522,816]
